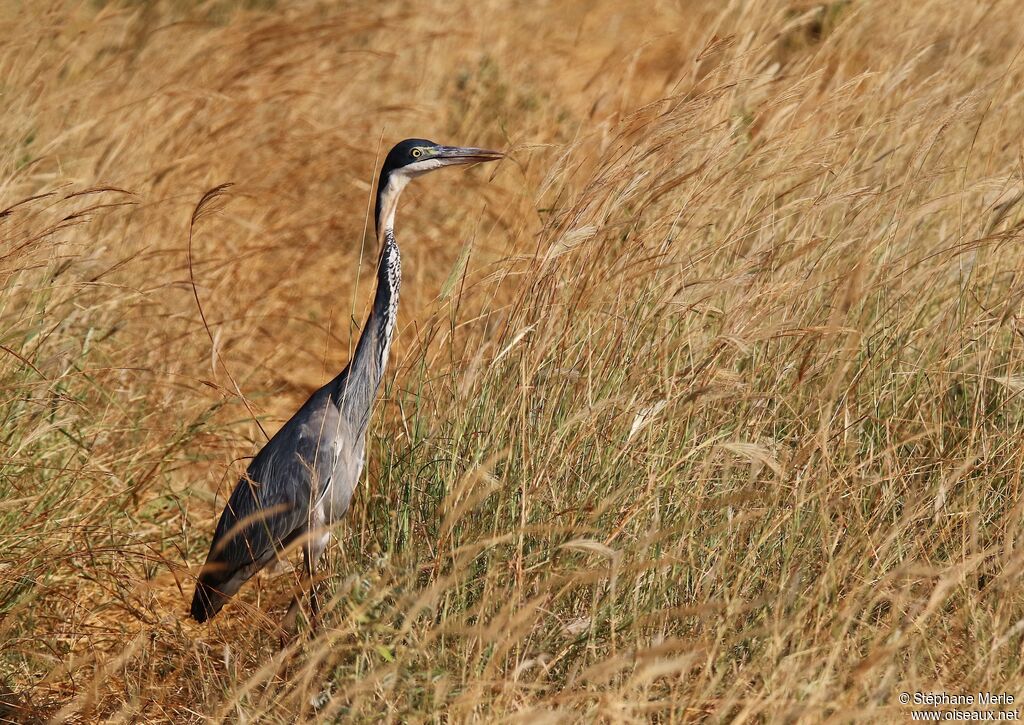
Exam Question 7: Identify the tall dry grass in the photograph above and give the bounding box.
[3,0,1024,721]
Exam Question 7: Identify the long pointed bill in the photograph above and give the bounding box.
[433,145,504,166]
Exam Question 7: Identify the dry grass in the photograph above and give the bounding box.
[3,0,1024,721]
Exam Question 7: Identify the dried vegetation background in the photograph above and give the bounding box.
[3,0,1024,721]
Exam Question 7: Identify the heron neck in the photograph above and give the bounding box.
[367,231,402,374]
[331,229,402,432]
[375,171,410,239]
[329,170,406,427]
[364,171,406,390]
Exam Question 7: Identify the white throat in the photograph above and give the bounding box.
[376,158,451,239]
[377,172,411,239]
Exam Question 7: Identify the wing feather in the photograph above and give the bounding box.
[190,388,341,621]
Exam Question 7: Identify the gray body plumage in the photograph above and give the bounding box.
[190,139,499,627]
[191,236,399,622]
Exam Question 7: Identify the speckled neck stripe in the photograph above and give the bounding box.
[376,232,401,372]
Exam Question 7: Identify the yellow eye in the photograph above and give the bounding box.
[411,148,422,158]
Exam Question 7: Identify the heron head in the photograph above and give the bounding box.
[375,138,503,235]
[382,138,503,179]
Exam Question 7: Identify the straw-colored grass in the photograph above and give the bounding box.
[4,0,1024,721]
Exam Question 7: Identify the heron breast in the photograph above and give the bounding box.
[322,437,364,523]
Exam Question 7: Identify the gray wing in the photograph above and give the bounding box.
[200,389,342,579]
